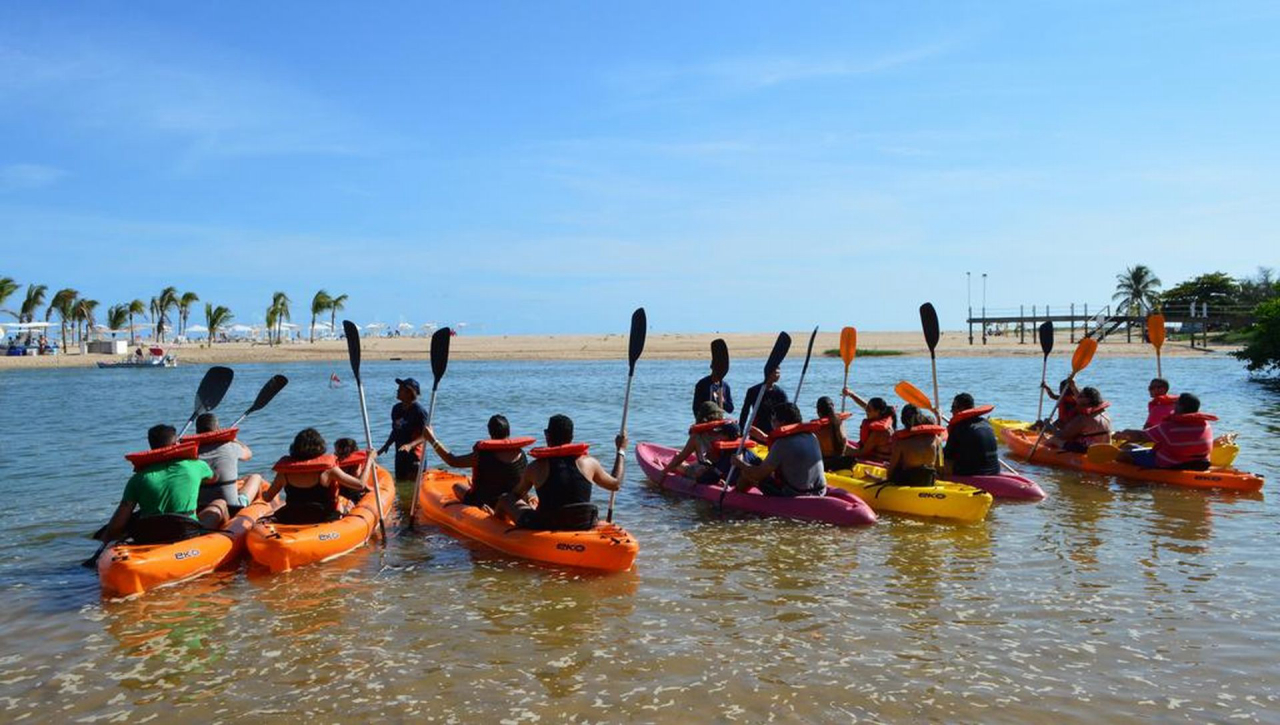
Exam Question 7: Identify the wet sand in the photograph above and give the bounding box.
[0,329,1233,370]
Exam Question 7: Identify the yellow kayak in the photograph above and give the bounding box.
[991,418,1239,467]
[825,464,993,523]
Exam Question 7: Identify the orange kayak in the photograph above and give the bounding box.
[1002,428,1263,492]
[99,491,273,599]
[246,464,395,573]
[414,469,638,572]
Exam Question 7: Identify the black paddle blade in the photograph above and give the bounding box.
[430,327,451,386]
[342,320,362,381]
[919,303,940,352]
[628,308,647,373]
[765,332,791,375]
[803,326,818,361]
[1038,321,1055,356]
[245,375,288,416]
[196,366,235,414]
[711,338,729,377]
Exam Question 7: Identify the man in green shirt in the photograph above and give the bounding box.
[101,424,223,544]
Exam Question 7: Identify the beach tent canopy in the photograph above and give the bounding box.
[364,322,386,330]
[186,324,209,333]
[397,322,414,330]
[228,324,254,333]
[2,321,52,329]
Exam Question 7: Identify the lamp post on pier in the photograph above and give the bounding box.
[981,272,988,345]
[967,272,973,345]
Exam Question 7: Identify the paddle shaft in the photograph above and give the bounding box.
[408,388,438,526]
[1035,355,1049,423]
[353,374,388,546]
[840,364,850,414]
[607,373,635,523]
[719,381,770,509]
[1027,373,1074,460]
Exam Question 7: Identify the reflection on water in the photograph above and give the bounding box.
[1,356,1278,721]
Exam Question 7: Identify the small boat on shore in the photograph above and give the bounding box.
[97,346,177,368]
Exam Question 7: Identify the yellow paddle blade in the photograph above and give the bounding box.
[1086,444,1121,464]
[1071,337,1098,375]
[894,380,933,410]
[840,327,857,366]
[1147,313,1166,350]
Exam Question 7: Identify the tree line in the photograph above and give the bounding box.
[0,278,348,350]
[1113,264,1280,373]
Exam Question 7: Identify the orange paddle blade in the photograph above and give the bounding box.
[839,327,857,366]
[894,380,933,410]
[1147,313,1166,350]
[1086,444,1121,464]
[1071,337,1098,375]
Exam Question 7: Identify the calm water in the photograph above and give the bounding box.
[1,354,1278,723]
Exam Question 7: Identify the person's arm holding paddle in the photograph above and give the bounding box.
[99,500,135,544]
[589,434,628,492]
[659,436,700,480]
[841,387,869,412]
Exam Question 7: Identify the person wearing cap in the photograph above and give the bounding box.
[378,377,429,481]
[659,402,760,484]
[739,366,789,442]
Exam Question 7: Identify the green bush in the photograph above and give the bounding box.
[1233,299,1280,373]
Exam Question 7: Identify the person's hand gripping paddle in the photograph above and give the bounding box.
[1027,336,1098,460]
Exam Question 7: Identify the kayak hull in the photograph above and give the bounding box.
[636,442,877,526]
[414,469,638,572]
[99,493,272,599]
[246,464,395,574]
[1002,429,1263,492]
[826,465,993,523]
[849,460,1046,501]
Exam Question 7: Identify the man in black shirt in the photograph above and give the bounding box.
[942,392,1000,476]
[739,366,788,441]
[379,377,429,481]
[692,369,733,417]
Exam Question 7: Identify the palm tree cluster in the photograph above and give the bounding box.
[1,275,243,350]
[1113,265,1163,315]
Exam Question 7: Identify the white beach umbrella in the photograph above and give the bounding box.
[365,322,386,330]
[397,322,414,331]
[229,324,254,333]
[187,324,209,333]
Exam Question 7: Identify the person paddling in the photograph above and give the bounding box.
[99,424,225,545]
[885,405,944,486]
[812,396,855,471]
[730,403,826,497]
[1047,386,1112,453]
[942,393,1000,477]
[1117,393,1215,470]
[841,388,896,463]
[497,414,626,531]
[190,413,263,514]
[418,414,532,509]
[1040,378,1080,430]
[659,402,760,484]
[378,377,428,481]
[333,438,369,504]
[264,428,369,524]
[739,366,788,442]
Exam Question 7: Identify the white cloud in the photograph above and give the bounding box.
[0,163,67,191]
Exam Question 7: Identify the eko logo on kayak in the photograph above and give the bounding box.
[556,543,587,553]
[173,549,201,560]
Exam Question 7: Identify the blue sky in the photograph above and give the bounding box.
[1,1,1277,333]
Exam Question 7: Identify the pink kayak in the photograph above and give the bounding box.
[636,442,877,526]
[854,459,1046,501]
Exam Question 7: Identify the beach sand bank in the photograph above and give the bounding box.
[0,330,1234,370]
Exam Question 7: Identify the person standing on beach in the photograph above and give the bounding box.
[378,377,428,481]
[739,366,788,441]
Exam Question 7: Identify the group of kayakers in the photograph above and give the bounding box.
[98,358,1221,550]
[1035,376,1218,470]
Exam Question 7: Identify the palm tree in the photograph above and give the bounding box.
[18,284,47,344]
[107,304,129,339]
[309,289,332,343]
[204,303,233,348]
[177,291,199,338]
[127,299,146,345]
[329,293,348,336]
[265,305,279,346]
[1113,265,1163,315]
[0,277,18,319]
[154,286,178,343]
[74,298,99,344]
[46,288,79,351]
[269,291,291,345]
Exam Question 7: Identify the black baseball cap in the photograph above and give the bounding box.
[395,377,421,393]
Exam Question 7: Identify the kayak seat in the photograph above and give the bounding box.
[271,502,341,525]
[1170,459,1212,472]
[514,502,599,532]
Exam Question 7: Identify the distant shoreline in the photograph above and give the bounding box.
[0,330,1236,370]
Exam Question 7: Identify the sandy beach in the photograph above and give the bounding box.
[0,329,1236,370]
